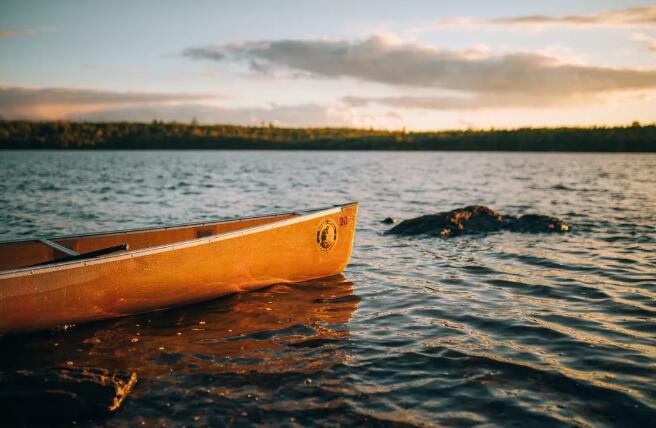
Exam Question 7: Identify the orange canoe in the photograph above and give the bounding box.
[0,202,358,335]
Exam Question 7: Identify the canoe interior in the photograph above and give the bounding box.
[0,212,297,272]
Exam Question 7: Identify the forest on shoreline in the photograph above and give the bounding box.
[0,120,654,151]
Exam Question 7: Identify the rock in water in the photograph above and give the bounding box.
[386,205,570,237]
[381,217,397,225]
[508,214,570,233]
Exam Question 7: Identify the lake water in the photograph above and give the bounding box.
[1,151,655,426]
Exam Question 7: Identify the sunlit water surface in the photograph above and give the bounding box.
[1,151,655,427]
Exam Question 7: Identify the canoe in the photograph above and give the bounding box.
[0,202,358,335]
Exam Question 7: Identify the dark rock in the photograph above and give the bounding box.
[509,214,570,233]
[386,205,570,237]
[381,217,397,224]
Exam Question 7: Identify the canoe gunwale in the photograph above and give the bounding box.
[0,202,357,245]
[0,203,356,279]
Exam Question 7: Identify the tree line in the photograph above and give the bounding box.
[0,120,654,151]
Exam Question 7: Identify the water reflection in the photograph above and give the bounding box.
[2,151,655,425]
[0,275,359,424]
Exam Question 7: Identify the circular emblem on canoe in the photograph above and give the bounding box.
[317,219,338,251]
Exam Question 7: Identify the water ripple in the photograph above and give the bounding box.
[1,151,655,426]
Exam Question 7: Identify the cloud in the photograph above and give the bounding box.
[490,7,656,28]
[183,35,656,109]
[631,33,656,54]
[432,7,656,29]
[0,87,220,119]
[0,27,59,39]
[343,92,595,111]
[0,86,214,106]
[69,103,364,127]
[0,87,364,127]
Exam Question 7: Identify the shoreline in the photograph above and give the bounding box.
[1,121,655,152]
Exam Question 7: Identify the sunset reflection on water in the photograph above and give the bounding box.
[0,276,359,424]
[1,151,655,426]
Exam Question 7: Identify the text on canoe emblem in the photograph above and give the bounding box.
[317,219,338,251]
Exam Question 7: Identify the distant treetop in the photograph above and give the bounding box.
[0,120,654,152]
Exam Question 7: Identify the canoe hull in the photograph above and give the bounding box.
[0,203,358,335]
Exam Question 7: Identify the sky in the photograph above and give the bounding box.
[1,0,655,130]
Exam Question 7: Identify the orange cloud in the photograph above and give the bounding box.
[0,87,221,120]
[431,7,656,29]
[0,27,59,39]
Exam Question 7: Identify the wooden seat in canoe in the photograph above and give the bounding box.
[26,243,130,268]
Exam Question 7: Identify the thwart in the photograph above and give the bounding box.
[0,202,358,335]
